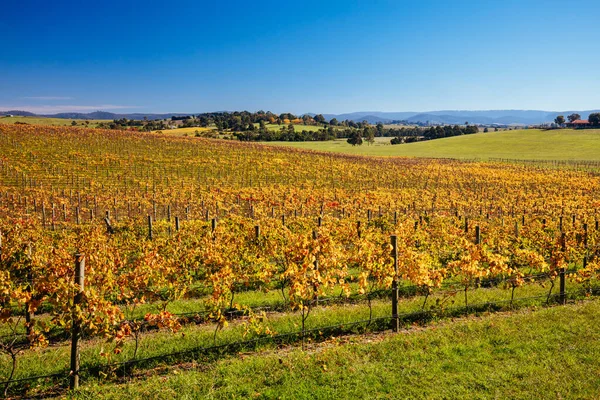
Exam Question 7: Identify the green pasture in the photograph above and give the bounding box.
[264,129,600,161]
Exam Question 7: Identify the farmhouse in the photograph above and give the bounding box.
[567,119,590,128]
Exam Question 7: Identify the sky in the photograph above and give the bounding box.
[1,0,599,115]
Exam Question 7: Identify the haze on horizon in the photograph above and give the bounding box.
[1,0,599,115]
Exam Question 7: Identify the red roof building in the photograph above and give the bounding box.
[567,119,590,127]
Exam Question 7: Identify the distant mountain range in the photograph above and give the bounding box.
[0,110,191,120]
[1,109,599,125]
[318,110,600,125]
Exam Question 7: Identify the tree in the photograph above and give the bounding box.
[364,126,375,145]
[376,122,384,137]
[329,118,338,126]
[554,115,565,126]
[483,127,489,133]
[314,114,326,124]
[589,113,600,126]
[347,130,363,146]
[567,113,581,123]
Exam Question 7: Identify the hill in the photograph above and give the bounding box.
[3,109,599,125]
[263,128,600,161]
[328,110,600,125]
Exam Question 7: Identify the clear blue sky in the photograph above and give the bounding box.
[1,0,599,114]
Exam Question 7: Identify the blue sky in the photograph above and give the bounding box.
[1,0,599,114]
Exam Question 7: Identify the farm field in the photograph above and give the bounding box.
[1,124,600,398]
[151,126,216,136]
[265,129,600,161]
[263,123,325,132]
[72,299,600,399]
[0,116,110,127]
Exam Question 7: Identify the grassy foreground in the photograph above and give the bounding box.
[70,299,600,399]
[265,129,600,160]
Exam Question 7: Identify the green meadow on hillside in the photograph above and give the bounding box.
[264,129,600,161]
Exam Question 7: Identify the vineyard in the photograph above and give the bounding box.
[1,124,600,397]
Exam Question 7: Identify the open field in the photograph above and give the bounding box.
[151,126,216,136]
[71,299,600,399]
[0,116,110,127]
[2,124,600,397]
[263,123,325,132]
[264,129,600,160]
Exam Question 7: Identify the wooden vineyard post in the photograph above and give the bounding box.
[313,230,319,305]
[583,223,588,268]
[391,235,399,332]
[559,233,566,305]
[356,221,362,239]
[559,216,563,232]
[70,254,85,390]
[475,226,481,245]
[211,218,217,233]
[255,225,260,239]
[147,215,153,240]
[175,216,180,232]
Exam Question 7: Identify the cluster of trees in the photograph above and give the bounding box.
[234,122,483,145]
[96,118,169,131]
[554,113,600,127]
[389,125,479,145]
[172,111,370,132]
[234,123,340,142]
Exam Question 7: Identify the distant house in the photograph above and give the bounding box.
[567,119,590,128]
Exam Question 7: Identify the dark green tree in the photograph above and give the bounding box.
[364,126,375,145]
[554,115,565,126]
[567,113,581,123]
[347,131,363,146]
[589,113,600,126]
[314,114,326,124]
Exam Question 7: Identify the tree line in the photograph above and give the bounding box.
[389,125,480,145]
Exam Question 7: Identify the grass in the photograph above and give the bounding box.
[263,129,600,161]
[0,116,110,127]
[1,277,591,397]
[70,298,600,399]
